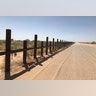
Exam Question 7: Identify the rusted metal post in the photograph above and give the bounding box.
[23,40,27,64]
[57,39,58,50]
[34,35,37,59]
[53,38,54,52]
[60,40,61,49]
[54,42,56,51]
[41,41,43,57]
[49,41,52,54]
[5,29,11,80]
[46,37,48,55]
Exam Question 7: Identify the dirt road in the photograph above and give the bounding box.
[15,43,96,80]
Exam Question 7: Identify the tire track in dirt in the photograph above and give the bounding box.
[54,44,82,79]
[32,46,73,80]
[55,43,96,80]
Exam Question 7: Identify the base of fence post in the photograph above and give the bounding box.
[5,71,10,80]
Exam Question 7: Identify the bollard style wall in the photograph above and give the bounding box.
[0,29,74,80]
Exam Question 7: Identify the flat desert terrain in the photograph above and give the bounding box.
[12,43,96,80]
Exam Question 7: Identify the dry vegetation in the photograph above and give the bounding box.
[0,40,6,51]
[79,41,96,44]
[0,39,48,79]
[0,39,47,55]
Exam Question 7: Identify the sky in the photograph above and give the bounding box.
[0,16,96,42]
[0,0,96,16]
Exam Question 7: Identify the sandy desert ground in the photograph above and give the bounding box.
[1,43,96,80]
[11,43,96,80]
[0,52,24,79]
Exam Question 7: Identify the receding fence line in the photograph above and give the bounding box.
[0,29,74,80]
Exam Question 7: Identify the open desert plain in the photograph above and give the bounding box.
[8,43,96,80]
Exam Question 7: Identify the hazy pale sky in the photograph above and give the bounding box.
[0,16,96,42]
[0,0,96,16]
